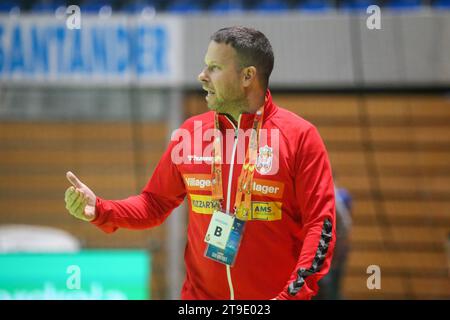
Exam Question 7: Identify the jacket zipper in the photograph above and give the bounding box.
[224,114,241,300]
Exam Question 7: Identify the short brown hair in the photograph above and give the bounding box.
[211,26,274,90]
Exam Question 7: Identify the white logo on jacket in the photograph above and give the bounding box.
[256,145,273,175]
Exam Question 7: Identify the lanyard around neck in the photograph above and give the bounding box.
[211,105,265,220]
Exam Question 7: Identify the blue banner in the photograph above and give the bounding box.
[0,14,182,86]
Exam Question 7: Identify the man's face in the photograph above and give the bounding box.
[198,41,246,113]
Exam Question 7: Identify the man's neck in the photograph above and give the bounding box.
[220,90,266,125]
[223,110,242,126]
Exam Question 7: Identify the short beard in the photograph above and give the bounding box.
[208,97,247,115]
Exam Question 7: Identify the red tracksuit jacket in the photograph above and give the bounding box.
[91,90,336,300]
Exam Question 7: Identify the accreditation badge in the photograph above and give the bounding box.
[204,214,246,267]
[204,210,234,250]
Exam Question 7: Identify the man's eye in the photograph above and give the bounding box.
[209,66,218,71]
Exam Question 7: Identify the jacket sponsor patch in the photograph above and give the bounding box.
[184,174,284,199]
[190,194,219,214]
[252,179,284,199]
[251,201,282,221]
[183,174,212,191]
[190,194,282,221]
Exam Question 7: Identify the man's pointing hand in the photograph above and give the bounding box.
[64,171,97,222]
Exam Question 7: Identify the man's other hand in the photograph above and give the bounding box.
[64,171,97,222]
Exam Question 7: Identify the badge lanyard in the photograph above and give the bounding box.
[204,104,265,266]
[211,104,265,218]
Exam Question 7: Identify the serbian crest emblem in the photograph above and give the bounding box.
[255,145,273,175]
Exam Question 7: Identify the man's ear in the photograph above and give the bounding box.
[242,66,257,87]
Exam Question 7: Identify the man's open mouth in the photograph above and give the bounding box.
[203,87,215,96]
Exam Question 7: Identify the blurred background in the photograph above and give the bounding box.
[0,0,449,300]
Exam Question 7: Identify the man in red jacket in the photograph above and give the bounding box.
[64,26,336,300]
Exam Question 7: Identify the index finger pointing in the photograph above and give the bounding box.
[66,171,83,188]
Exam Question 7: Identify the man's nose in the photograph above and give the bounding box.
[198,68,208,83]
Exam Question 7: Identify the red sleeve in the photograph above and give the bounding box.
[90,138,186,234]
[276,125,336,300]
